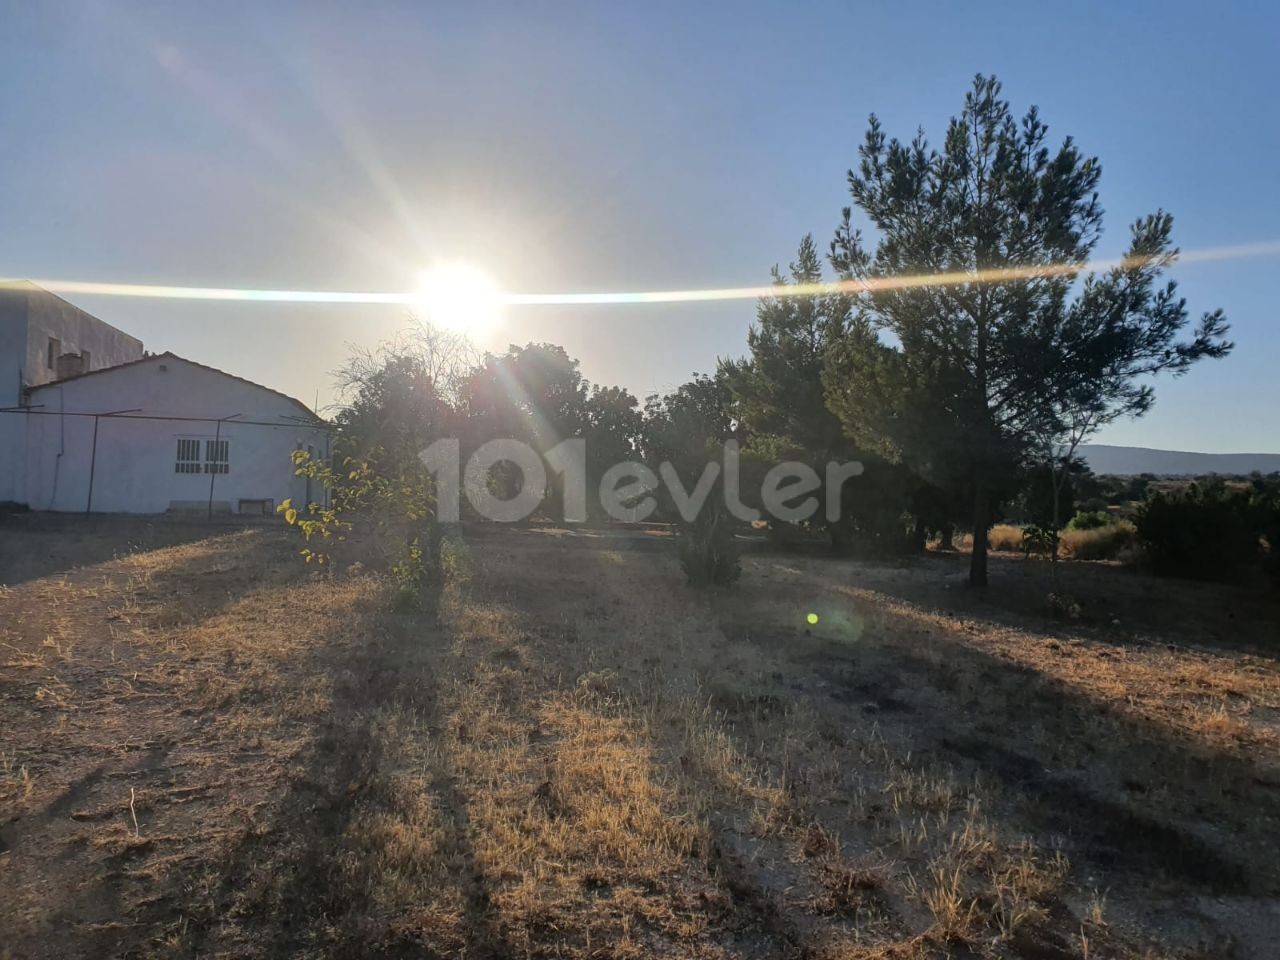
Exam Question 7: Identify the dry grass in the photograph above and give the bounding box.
[1060,521,1138,561]
[983,520,1139,562]
[1,515,1278,958]
[987,523,1026,552]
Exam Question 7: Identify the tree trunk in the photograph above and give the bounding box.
[939,523,955,551]
[969,473,989,587]
[1049,467,1062,592]
[910,513,927,553]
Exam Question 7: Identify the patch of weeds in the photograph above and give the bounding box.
[1046,592,1081,620]
[439,533,472,583]
[390,584,422,613]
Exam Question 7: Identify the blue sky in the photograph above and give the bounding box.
[2,1,1277,452]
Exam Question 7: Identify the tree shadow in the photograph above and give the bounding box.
[0,512,273,586]
[799,548,1280,657]
[2,525,513,958]
[719,569,1280,899]
[146,597,507,957]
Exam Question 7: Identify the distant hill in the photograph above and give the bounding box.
[1079,444,1280,477]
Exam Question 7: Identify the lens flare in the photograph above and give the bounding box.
[6,239,1279,308]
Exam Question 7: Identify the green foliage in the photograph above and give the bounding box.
[1263,514,1280,588]
[438,534,473,583]
[719,234,849,459]
[584,383,644,519]
[830,457,918,555]
[279,448,435,576]
[1019,525,1059,559]
[333,326,469,476]
[1067,509,1113,531]
[676,503,741,588]
[460,343,585,516]
[390,538,427,590]
[310,321,477,597]
[642,375,742,587]
[1136,484,1260,580]
[718,235,939,548]
[1248,476,1280,587]
[823,75,1230,586]
[642,374,734,471]
[459,342,645,519]
[276,450,356,566]
[1014,462,1084,531]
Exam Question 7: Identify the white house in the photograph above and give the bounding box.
[1,282,330,515]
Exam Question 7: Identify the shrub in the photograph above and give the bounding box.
[1059,521,1136,561]
[1067,510,1113,531]
[987,525,1025,552]
[1046,592,1081,619]
[677,506,741,587]
[279,449,439,599]
[1136,485,1260,579]
[1260,506,1280,588]
[390,538,427,591]
[1019,525,1058,558]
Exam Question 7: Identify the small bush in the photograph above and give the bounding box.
[390,538,427,590]
[1067,510,1113,531]
[438,532,472,583]
[1060,521,1136,561]
[1260,513,1280,589]
[1019,525,1058,558]
[678,508,741,588]
[390,584,422,613]
[1136,485,1260,580]
[1046,592,1081,619]
[988,524,1024,552]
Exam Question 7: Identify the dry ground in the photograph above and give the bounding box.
[1,515,1278,959]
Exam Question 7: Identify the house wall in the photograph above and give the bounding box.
[0,288,30,501]
[22,285,144,389]
[0,286,29,406]
[1,283,147,504]
[19,356,328,514]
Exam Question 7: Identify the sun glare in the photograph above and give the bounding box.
[415,261,502,335]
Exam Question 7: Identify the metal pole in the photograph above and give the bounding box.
[206,418,223,521]
[85,415,100,515]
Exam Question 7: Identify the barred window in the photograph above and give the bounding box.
[204,439,229,475]
[175,438,202,474]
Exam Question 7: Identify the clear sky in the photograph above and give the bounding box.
[2,1,1277,453]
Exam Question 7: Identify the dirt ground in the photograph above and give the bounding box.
[1,514,1278,959]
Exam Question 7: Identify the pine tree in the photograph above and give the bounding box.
[719,235,859,542]
[824,75,1231,586]
[719,234,849,457]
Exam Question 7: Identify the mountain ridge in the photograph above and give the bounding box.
[1079,444,1280,476]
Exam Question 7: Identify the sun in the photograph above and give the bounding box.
[415,261,503,336]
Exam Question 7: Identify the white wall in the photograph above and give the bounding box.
[0,413,29,504]
[22,284,144,389]
[0,287,28,406]
[18,355,328,514]
[0,288,31,502]
[1,283,147,504]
